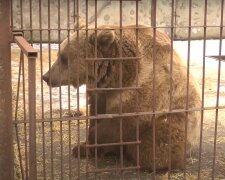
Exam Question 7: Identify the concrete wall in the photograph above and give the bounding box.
[11,0,225,42]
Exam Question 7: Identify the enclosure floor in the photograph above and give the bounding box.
[12,40,225,179]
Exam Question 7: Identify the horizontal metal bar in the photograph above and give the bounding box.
[13,105,225,124]
[86,166,140,174]
[85,57,141,61]
[14,36,38,58]
[11,25,225,32]
[87,87,142,92]
[206,55,225,61]
[86,141,141,148]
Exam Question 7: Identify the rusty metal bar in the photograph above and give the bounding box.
[85,0,90,178]
[87,87,142,92]
[85,57,141,61]
[21,51,29,179]
[86,141,141,148]
[135,0,140,179]
[94,1,98,178]
[46,0,55,179]
[184,0,192,178]
[13,105,225,124]
[119,1,124,178]
[57,0,64,179]
[76,0,81,179]
[198,0,208,178]
[28,56,37,180]
[38,0,47,178]
[11,25,225,32]
[13,29,38,180]
[0,0,13,179]
[14,52,25,180]
[87,166,140,174]
[212,0,224,178]
[29,0,33,43]
[14,36,38,58]
[168,0,175,178]
[206,55,225,61]
[66,0,72,179]
[151,0,157,178]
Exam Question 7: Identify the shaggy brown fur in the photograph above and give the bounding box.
[43,24,201,171]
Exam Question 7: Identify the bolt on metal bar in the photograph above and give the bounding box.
[13,35,38,180]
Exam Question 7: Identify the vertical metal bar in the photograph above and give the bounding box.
[20,0,23,30]
[14,52,25,180]
[151,0,156,179]
[21,51,28,180]
[198,0,207,178]
[28,56,37,180]
[212,0,224,178]
[57,0,63,179]
[169,0,175,178]
[94,1,98,178]
[19,0,29,178]
[47,0,54,179]
[85,1,90,178]
[119,0,124,178]
[13,36,38,179]
[10,0,13,30]
[135,0,140,179]
[184,0,192,178]
[73,0,76,24]
[29,0,33,43]
[58,2,62,119]
[39,0,46,179]
[0,1,13,179]
[76,0,81,179]
[66,0,72,179]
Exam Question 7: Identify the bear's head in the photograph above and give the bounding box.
[43,25,138,89]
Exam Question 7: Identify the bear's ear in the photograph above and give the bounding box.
[89,29,116,52]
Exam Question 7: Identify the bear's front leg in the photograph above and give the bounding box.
[72,142,87,158]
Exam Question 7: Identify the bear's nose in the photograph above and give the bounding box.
[42,74,49,83]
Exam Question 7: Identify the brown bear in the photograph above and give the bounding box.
[43,24,201,171]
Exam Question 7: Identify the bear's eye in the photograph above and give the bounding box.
[60,55,68,65]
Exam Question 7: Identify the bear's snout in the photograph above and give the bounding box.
[42,74,49,83]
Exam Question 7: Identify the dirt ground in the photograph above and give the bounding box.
[11,41,225,179]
